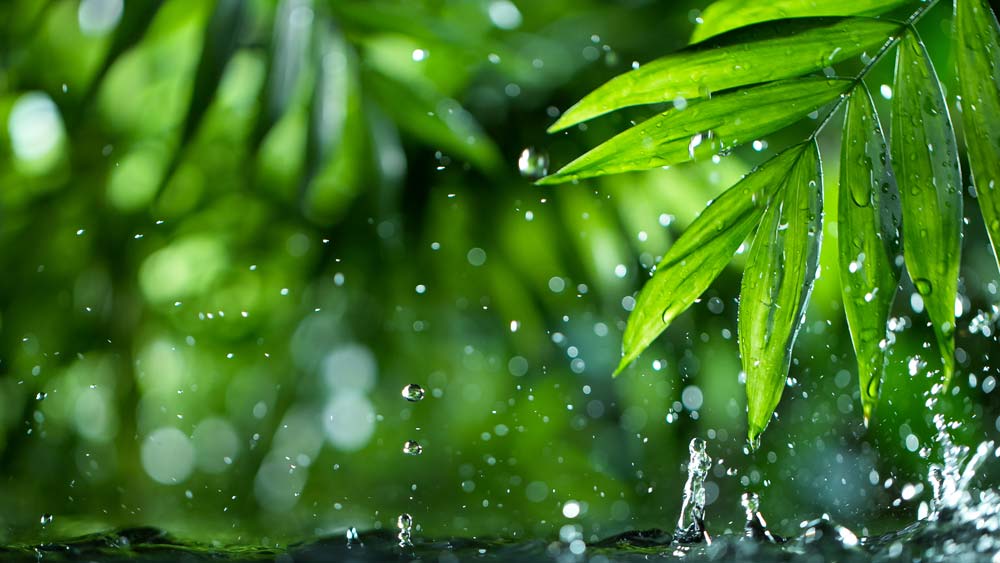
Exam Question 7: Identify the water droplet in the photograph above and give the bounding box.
[562,500,581,518]
[914,278,933,296]
[35,392,47,401]
[403,440,423,455]
[687,130,714,159]
[518,147,549,179]
[397,513,413,547]
[402,384,425,402]
[40,514,53,526]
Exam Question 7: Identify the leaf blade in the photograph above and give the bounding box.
[539,78,850,185]
[549,17,898,132]
[84,1,165,106]
[616,144,809,375]
[838,84,901,424]
[252,0,315,152]
[366,72,502,173]
[181,0,248,146]
[740,141,823,447]
[955,0,1000,269]
[692,0,907,43]
[891,31,962,386]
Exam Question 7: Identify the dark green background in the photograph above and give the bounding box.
[0,0,996,547]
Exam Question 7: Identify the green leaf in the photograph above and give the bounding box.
[615,144,809,376]
[891,31,962,386]
[740,140,822,448]
[838,84,901,425]
[955,0,1000,269]
[691,0,907,43]
[538,78,850,186]
[80,0,165,112]
[302,19,368,224]
[252,0,315,151]
[180,0,248,146]
[548,17,898,132]
[305,20,352,176]
[365,71,502,173]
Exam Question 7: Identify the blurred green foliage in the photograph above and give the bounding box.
[0,0,997,549]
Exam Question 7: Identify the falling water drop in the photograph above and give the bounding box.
[40,514,53,526]
[403,440,423,455]
[35,392,46,401]
[518,147,549,179]
[401,384,425,402]
[397,513,414,548]
[674,437,712,544]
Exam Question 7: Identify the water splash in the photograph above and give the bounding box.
[674,437,712,544]
[345,527,360,547]
[798,515,859,551]
[396,513,413,548]
[741,492,783,543]
[924,411,996,522]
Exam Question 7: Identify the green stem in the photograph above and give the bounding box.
[809,0,942,140]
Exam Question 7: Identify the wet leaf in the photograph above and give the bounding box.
[691,0,907,42]
[548,17,897,132]
[891,31,962,386]
[539,78,849,185]
[615,144,809,376]
[252,0,315,151]
[838,84,901,424]
[740,141,822,447]
[955,0,1000,269]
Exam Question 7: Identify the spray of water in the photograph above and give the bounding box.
[674,437,712,544]
[742,492,784,543]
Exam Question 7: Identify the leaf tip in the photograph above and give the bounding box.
[861,396,877,430]
[941,358,955,391]
[546,120,568,134]
[547,102,589,133]
[746,427,763,453]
